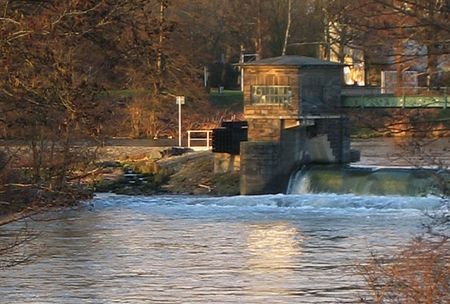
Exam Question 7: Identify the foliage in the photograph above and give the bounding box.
[347,108,450,138]
[324,0,449,86]
[359,237,450,304]
[355,109,450,302]
[0,0,121,190]
[0,0,449,282]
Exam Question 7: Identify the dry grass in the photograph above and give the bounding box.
[359,238,450,303]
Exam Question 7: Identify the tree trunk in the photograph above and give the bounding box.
[282,0,292,56]
[156,0,166,94]
[255,0,263,58]
[395,41,404,95]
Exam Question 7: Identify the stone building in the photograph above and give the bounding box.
[241,55,343,140]
[214,55,356,195]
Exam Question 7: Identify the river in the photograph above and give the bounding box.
[0,193,443,303]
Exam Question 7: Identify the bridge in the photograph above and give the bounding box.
[211,87,449,109]
[342,88,448,109]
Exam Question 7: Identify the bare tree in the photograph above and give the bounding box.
[324,0,449,86]
[282,0,292,56]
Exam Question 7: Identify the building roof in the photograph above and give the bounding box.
[240,55,342,67]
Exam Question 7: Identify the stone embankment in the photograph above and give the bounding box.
[95,146,239,196]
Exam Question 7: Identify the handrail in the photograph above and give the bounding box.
[187,130,213,150]
[342,95,447,109]
[343,86,449,97]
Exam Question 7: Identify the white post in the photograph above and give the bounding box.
[203,66,208,87]
[240,54,244,92]
[176,96,185,147]
[178,101,181,146]
[206,131,210,149]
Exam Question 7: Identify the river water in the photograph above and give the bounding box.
[0,193,444,303]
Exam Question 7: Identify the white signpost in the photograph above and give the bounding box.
[175,96,185,147]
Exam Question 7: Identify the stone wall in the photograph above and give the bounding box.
[240,125,309,195]
[247,118,282,141]
[239,117,352,195]
[243,66,342,117]
[214,153,240,174]
[243,67,300,118]
[311,117,351,163]
[238,60,353,195]
[300,66,342,115]
[240,141,282,195]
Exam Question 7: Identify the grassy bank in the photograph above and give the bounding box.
[209,89,243,111]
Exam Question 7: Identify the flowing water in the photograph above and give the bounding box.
[288,165,447,196]
[0,193,444,303]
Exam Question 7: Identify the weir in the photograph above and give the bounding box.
[287,165,447,197]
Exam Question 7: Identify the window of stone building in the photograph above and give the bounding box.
[251,85,292,105]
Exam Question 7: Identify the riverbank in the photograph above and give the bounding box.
[94,147,240,196]
[0,145,238,225]
[2,137,448,223]
[95,137,449,196]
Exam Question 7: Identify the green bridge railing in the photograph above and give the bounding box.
[342,95,448,108]
[342,86,448,108]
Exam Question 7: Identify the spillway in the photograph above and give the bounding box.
[287,165,448,196]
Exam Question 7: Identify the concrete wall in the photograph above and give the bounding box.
[305,135,336,163]
[311,117,351,163]
[239,117,352,195]
[240,125,308,195]
[280,124,307,169]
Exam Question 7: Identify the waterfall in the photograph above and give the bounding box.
[287,167,311,194]
[287,165,446,196]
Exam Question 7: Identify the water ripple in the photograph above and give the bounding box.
[0,194,438,303]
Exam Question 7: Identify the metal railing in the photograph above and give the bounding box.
[187,130,212,150]
[342,86,448,96]
[341,86,448,108]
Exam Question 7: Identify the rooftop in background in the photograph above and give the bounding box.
[239,55,342,67]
